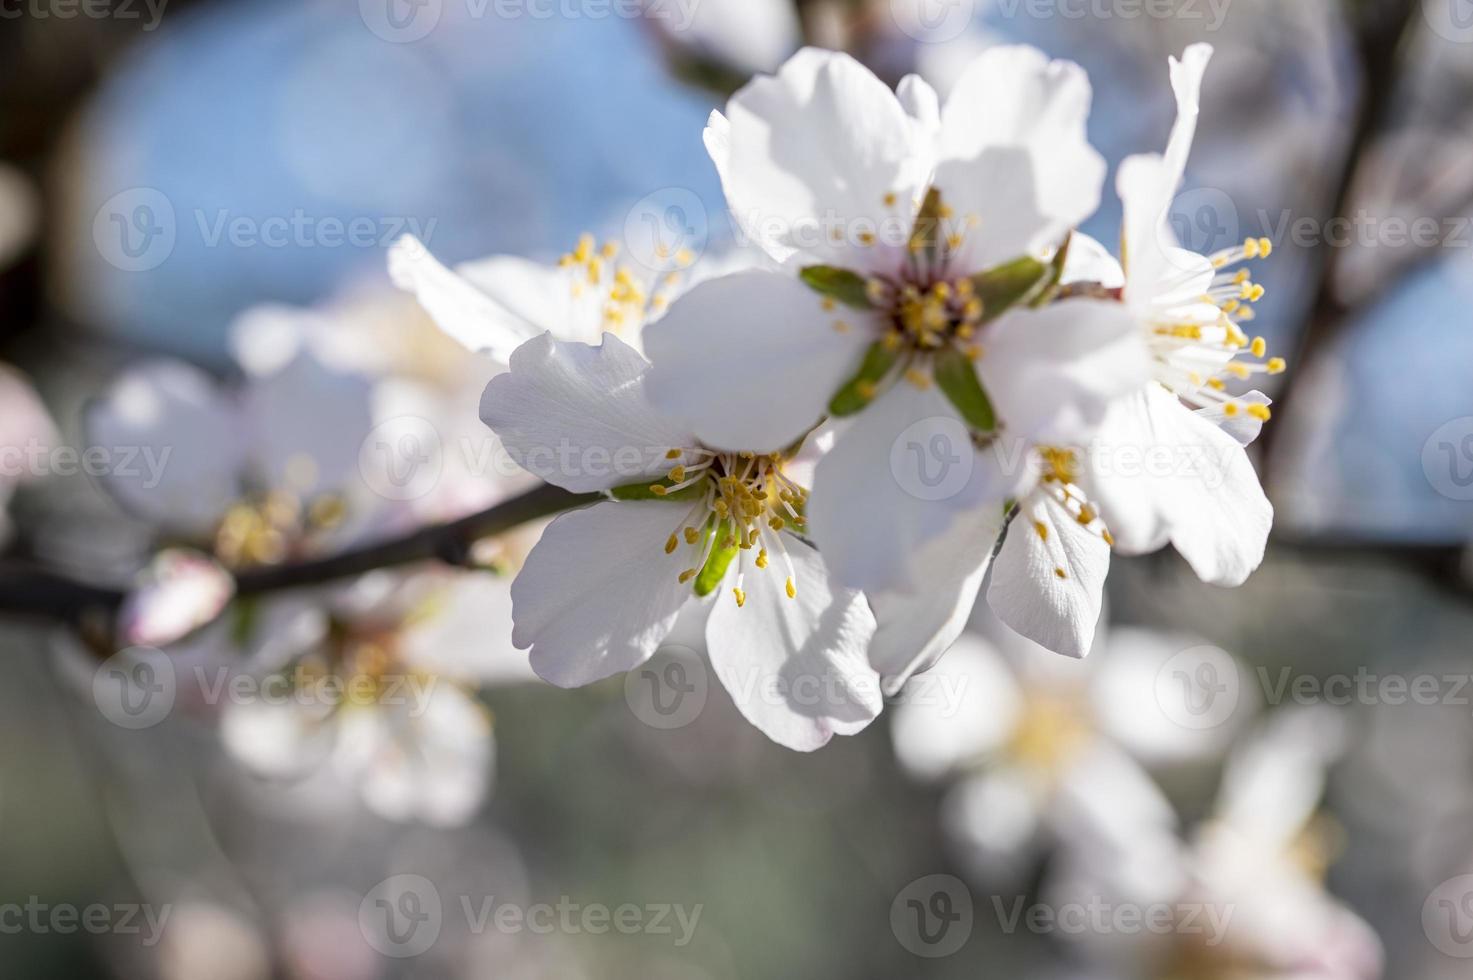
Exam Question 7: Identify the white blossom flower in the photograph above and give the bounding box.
[1046,708,1383,980]
[641,46,1149,602]
[220,569,531,827]
[890,620,1252,884]
[480,331,882,751]
[1066,43,1277,587]
[388,233,693,361]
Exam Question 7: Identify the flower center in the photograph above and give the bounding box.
[213,487,345,569]
[650,449,808,608]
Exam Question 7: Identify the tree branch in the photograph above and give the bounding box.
[0,483,598,629]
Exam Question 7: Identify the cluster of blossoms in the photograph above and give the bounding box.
[390,41,1281,751]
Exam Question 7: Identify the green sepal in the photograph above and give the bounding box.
[694,519,740,596]
[968,255,1050,324]
[609,477,707,503]
[909,187,945,265]
[828,340,899,417]
[1029,232,1073,308]
[799,266,875,310]
[933,346,997,433]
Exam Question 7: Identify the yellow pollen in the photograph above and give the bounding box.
[665,534,678,554]
[1224,402,1240,417]
[822,297,837,312]
[1033,521,1049,541]
[857,380,878,401]
[1054,567,1068,580]
[1247,404,1273,421]
[769,517,785,531]
[678,569,697,584]
[883,192,898,207]
[733,588,746,608]
[1267,357,1287,374]
[1077,506,1097,525]
[650,484,668,496]
[668,466,686,481]
[1102,529,1115,547]
[833,320,850,334]
[1258,237,1274,257]
[756,549,768,569]
[666,448,682,459]
[904,367,931,390]
[684,527,699,544]
[1251,336,1267,358]
[786,578,796,599]
[859,232,876,246]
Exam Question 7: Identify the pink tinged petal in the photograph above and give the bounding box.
[807,380,1021,595]
[889,633,1021,781]
[480,333,696,494]
[1089,383,1270,585]
[867,503,1005,696]
[85,359,248,538]
[642,270,872,452]
[510,500,692,687]
[938,45,1105,243]
[704,535,880,752]
[388,235,547,361]
[118,549,236,648]
[978,298,1150,445]
[718,48,931,273]
[987,491,1109,659]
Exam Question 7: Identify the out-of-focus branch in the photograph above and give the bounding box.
[0,482,597,630]
[1261,0,1421,465]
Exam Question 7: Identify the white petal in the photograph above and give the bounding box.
[867,502,1005,695]
[388,235,544,361]
[85,360,247,537]
[642,269,872,452]
[808,380,1020,594]
[1087,383,1271,586]
[456,253,605,346]
[716,48,931,272]
[704,535,880,751]
[938,45,1105,248]
[243,349,376,497]
[480,333,695,493]
[978,298,1150,445]
[1199,389,1272,446]
[1061,231,1124,288]
[1162,44,1214,205]
[221,692,337,779]
[896,73,940,136]
[889,633,1021,781]
[399,572,537,687]
[338,686,494,827]
[987,492,1109,659]
[931,147,1059,273]
[510,500,692,687]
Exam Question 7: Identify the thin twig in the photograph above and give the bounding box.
[0,483,598,628]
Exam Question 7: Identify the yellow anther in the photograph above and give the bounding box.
[650,484,668,496]
[675,249,695,267]
[668,466,686,482]
[684,527,699,544]
[769,517,785,531]
[1222,299,1240,314]
[574,234,594,262]
[1251,336,1268,358]
[665,448,682,459]
[679,569,697,584]
[1249,284,1266,302]
[822,297,837,312]
[1257,237,1273,257]
[1247,404,1273,422]
[833,320,851,334]
[1226,363,1251,379]
[1102,529,1115,547]
[884,192,897,207]
[904,367,931,390]
[785,577,796,599]
[964,343,983,362]
[1054,567,1068,580]
[1207,378,1227,391]
[665,534,678,554]
[1033,521,1049,541]
[1267,357,1287,374]
[1243,237,1260,259]
[945,233,964,250]
[1077,506,1097,525]
[733,588,746,608]
[859,232,876,246]
[755,549,768,569]
[1224,402,1240,417]
[857,381,879,400]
